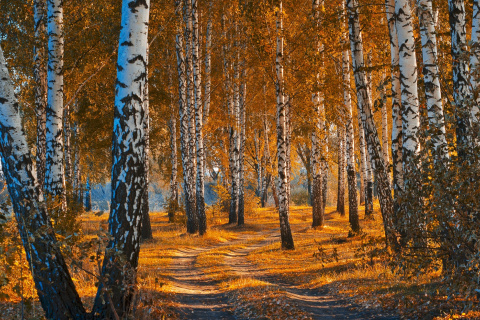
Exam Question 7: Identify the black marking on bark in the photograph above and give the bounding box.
[128,55,146,65]
[116,80,128,88]
[121,41,134,47]
[128,0,148,13]
[120,94,143,105]
[0,97,8,104]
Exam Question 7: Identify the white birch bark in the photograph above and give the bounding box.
[380,71,390,166]
[167,58,179,222]
[342,38,360,231]
[92,1,150,317]
[141,44,152,240]
[0,43,86,320]
[33,0,47,191]
[229,20,240,224]
[347,0,397,248]
[204,1,212,122]
[192,0,206,235]
[312,0,325,227]
[336,127,346,216]
[471,0,480,127]
[449,0,472,154]
[394,0,420,159]
[385,0,403,225]
[183,0,198,233]
[238,42,247,226]
[417,0,449,157]
[276,2,294,250]
[45,0,66,205]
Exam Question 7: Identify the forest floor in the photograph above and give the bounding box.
[1,203,480,319]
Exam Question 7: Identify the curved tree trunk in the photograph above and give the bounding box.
[92,0,150,317]
[0,44,87,320]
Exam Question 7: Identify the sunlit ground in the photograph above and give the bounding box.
[0,203,478,319]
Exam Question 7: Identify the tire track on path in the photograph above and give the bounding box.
[223,231,399,320]
[166,233,254,320]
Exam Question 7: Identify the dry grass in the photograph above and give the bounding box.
[2,203,480,319]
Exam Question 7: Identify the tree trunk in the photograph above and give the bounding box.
[312,0,325,227]
[176,0,197,234]
[341,32,360,232]
[45,0,66,208]
[385,0,403,227]
[357,101,367,207]
[204,1,212,122]
[337,127,346,216]
[141,45,153,240]
[347,0,398,248]
[418,0,448,157]
[364,52,375,219]
[395,0,422,243]
[380,71,390,168]
[275,2,294,250]
[0,44,87,320]
[238,53,247,226]
[85,176,91,212]
[33,0,47,192]
[168,58,178,223]
[449,0,473,156]
[186,0,198,233]
[471,0,480,121]
[192,0,207,235]
[91,1,150,317]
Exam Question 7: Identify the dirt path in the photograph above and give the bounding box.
[167,246,232,319]
[222,231,399,320]
[167,228,399,319]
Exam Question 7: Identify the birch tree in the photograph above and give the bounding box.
[341,29,360,232]
[176,0,197,234]
[449,0,472,155]
[417,0,448,157]
[395,0,421,243]
[168,58,179,223]
[276,2,294,250]
[385,0,403,224]
[33,0,47,191]
[337,127,346,216]
[311,0,325,228]
[91,0,150,316]
[346,0,397,247]
[470,0,480,126]
[142,44,153,240]
[192,0,207,234]
[0,43,86,320]
[45,0,66,205]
